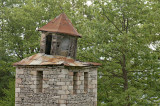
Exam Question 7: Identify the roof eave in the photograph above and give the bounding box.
[38,29,82,38]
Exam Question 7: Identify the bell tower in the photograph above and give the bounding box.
[14,13,100,106]
[38,13,81,59]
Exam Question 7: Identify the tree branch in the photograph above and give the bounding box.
[99,2,123,34]
[126,18,129,33]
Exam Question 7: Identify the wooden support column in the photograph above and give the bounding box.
[50,34,57,55]
[40,32,46,53]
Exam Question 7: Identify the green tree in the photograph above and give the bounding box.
[0,80,15,106]
[76,0,160,105]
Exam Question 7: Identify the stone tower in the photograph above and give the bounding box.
[14,13,100,106]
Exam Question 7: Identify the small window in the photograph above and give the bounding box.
[84,72,88,93]
[37,71,43,93]
[60,37,70,51]
[45,34,52,54]
[73,72,78,94]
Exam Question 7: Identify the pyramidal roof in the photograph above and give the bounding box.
[38,13,81,37]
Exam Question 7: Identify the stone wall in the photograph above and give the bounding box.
[15,66,97,106]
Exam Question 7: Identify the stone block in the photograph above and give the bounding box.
[62,86,68,90]
[49,79,55,82]
[58,74,66,78]
[35,104,42,106]
[55,86,61,90]
[78,72,82,76]
[77,81,82,85]
[54,96,60,99]
[43,71,49,74]
[80,76,84,80]
[43,78,49,81]
[19,93,25,97]
[91,80,97,84]
[58,100,66,104]
[19,85,24,88]
[66,82,72,86]
[79,85,84,90]
[43,84,49,88]
[34,81,39,85]
[57,82,65,85]
[30,85,36,89]
[68,72,73,76]
[15,104,21,106]
[15,97,21,102]
[30,71,37,75]
[68,86,73,90]
[60,104,66,106]
[91,70,97,75]
[16,68,24,74]
[65,90,70,94]
[88,85,93,89]
[31,77,37,81]
[34,89,39,93]
[15,93,19,97]
[16,78,22,84]
[77,90,81,93]
[84,69,90,72]
[61,95,68,99]
[61,69,68,74]
[58,90,66,94]
[15,88,20,93]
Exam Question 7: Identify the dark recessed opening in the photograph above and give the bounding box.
[37,71,43,93]
[84,72,88,93]
[73,72,78,94]
[57,42,60,48]
[45,35,52,54]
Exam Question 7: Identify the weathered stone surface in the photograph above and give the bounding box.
[35,104,42,106]
[16,68,24,74]
[15,66,97,106]
[15,88,20,93]
[30,71,37,75]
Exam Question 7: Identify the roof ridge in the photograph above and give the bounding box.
[50,14,61,28]
[57,14,63,32]
[64,14,78,34]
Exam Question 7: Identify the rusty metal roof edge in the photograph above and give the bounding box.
[13,64,99,67]
[13,63,101,67]
[37,30,82,37]
[13,53,101,67]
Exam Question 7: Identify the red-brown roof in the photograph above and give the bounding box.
[13,53,101,67]
[38,13,81,37]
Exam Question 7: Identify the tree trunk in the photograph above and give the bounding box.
[121,54,130,106]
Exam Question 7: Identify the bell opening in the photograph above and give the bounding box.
[45,34,52,54]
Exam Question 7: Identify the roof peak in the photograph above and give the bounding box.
[38,13,81,37]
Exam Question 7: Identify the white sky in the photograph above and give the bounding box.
[86,1,92,6]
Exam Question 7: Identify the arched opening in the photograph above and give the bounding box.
[45,34,52,54]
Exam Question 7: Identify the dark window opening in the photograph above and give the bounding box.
[37,71,43,93]
[84,72,88,93]
[45,35,52,54]
[73,72,78,94]
[57,42,60,48]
